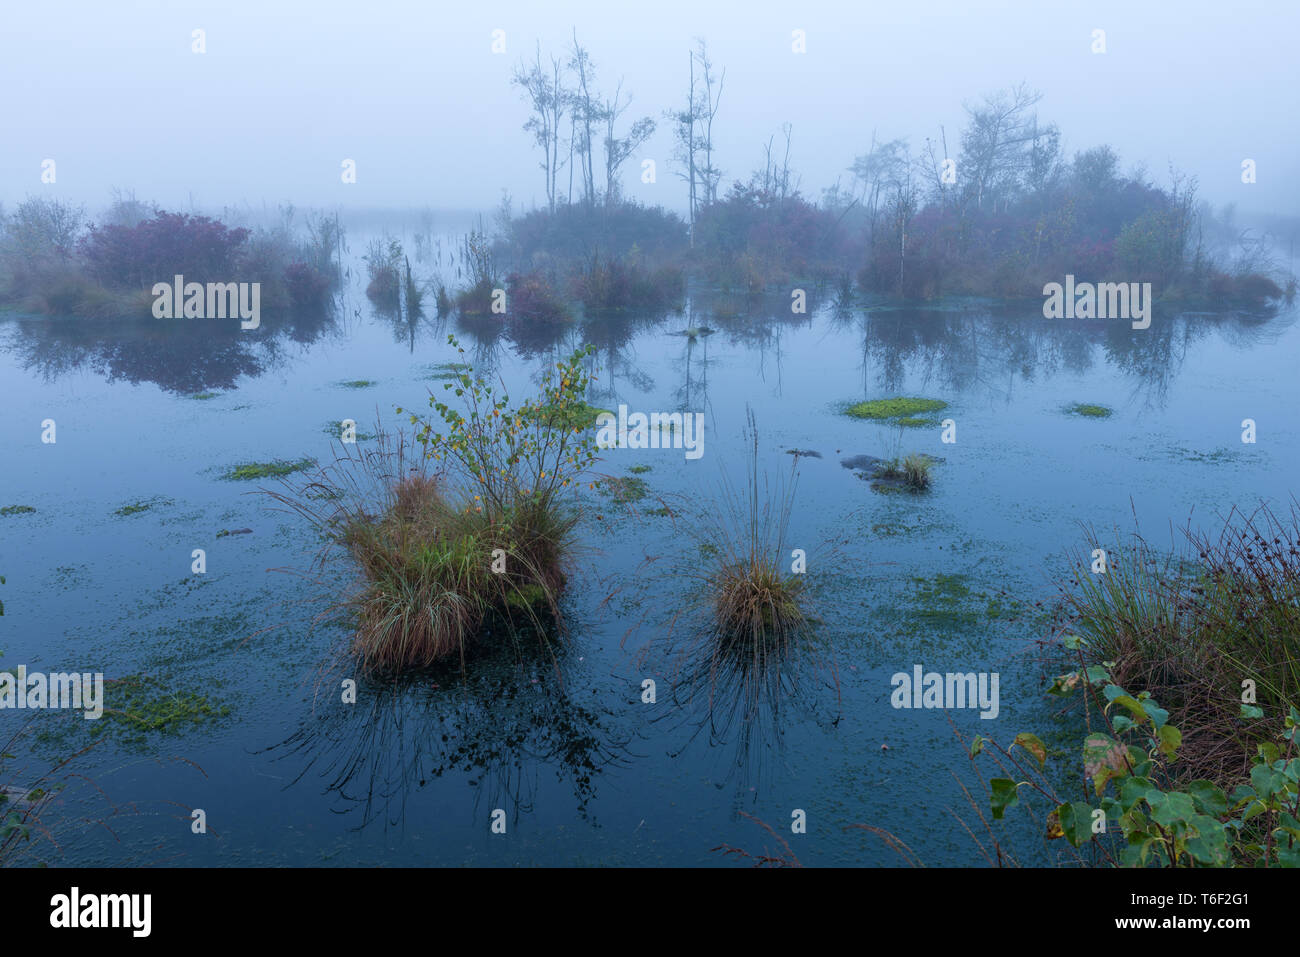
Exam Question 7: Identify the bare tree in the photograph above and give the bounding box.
[958,83,1046,211]
[601,79,656,205]
[666,51,700,231]
[568,31,600,206]
[694,40,725,206]
[512,43,567,212]
[667,40,725,234]
[849,133,909,241]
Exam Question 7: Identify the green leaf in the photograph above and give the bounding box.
[1157,724,1181,760]
[1109,694,1149,724]
[1185,814,1231,866]
[990,778,1021,820]
[1056,802,1098,847]
[1144,703,1169,730]
[1120,776,1158,808]
[1148,790,1196,828]
[1084,665,1110,685]
[1186,780,1229,817]
[1251,764,1288,800]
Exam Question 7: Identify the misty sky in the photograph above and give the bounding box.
[3,0,1296,218]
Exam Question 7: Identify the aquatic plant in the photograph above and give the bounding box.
[712,812,804,868]
[900,453,933,491]
[869,453,936,493]
[363,237,402,308]
[221,458,316,481]
[1066,402,1113,418]
[0,506,36,517]
[505,271,570,325]
[112,497,172,517]
[402,256,423,318]
[844,396,948,422]
[598,475,648,505]
[434,282,453,319]
[649,410,838,776]
[89,675,231,746]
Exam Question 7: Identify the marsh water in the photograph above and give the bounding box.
[2,229,1296,866]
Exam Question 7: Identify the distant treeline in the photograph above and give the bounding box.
[0,192,341,321]
[496,33,1294,308]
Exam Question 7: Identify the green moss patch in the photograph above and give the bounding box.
[220,458,316,481]
[91,675,230,746]
[113,497,173,517]
[844,397,948,423]
[422,362,472,381]
[1065,402,1113,418]
[598,475,649,504]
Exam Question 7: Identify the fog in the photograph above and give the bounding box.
[2,0,1296,216]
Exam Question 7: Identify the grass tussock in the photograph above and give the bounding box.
[650,411,840,775]
[269,337,598,674]
[692,412,818,716]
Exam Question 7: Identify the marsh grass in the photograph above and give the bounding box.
[268,338,598,674]
[1061,502,1300,785]
[268,430,573,674]
[654,411,838,767]
[900,453,933,491]
[872,452,936,493]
